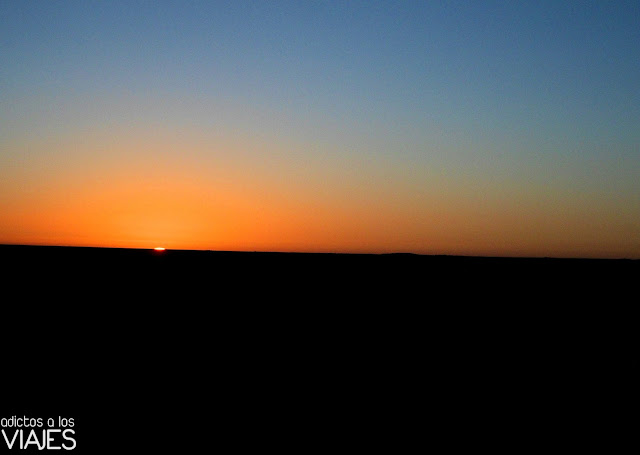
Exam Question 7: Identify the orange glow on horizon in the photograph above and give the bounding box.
[0,133,637,259]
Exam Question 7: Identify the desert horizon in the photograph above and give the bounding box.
[2,241,639,261]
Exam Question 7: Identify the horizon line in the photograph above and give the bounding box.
[0,243,636,261]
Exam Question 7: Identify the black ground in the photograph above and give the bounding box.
[1,244,637,451]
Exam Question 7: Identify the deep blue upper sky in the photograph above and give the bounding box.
[3,1,638,139]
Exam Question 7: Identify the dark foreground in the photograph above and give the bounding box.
[1,244,637,451]
[3,243,637,297]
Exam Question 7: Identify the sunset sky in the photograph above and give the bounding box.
[1,1,639,257]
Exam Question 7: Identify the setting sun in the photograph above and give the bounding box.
[154,247,166,251]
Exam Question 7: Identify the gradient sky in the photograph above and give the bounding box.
[1,1,639,257]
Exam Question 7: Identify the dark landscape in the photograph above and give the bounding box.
[4,243,636,370]
[3,243,637,293]
[2,244,637,451]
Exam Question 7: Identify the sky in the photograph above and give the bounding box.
[1,0,639,258]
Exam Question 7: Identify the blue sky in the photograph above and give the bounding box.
[1,1,639,256]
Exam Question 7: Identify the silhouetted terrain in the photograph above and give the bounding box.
[2,245,637,452]
[3,244,636,297]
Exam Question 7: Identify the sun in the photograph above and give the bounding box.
[153,247,166,251]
